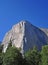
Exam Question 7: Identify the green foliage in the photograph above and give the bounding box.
[0,44,4,65]
[0,44,3,65]
[0,44,3,53]
[41,45,48,65]
[0,53,3,65]
[3,46,23,65]
[22,58,30,65]
[0,41,48,65]
[25,46,41,65]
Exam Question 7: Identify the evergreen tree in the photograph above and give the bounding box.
[41,45,48,65]
[0,53,3,65]
[3,46,23,65]
[25,46,41,65]
[0,44,3,65]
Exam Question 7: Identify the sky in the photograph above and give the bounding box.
[0,0,48,41]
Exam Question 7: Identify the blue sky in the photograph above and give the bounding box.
[0,0,48,41]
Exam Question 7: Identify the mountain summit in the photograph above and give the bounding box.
[2,20,48,54]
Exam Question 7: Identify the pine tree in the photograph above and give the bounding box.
[3,46,23,65]
[0,44,3,65]
[41,45,48,65]
[25,46,41,65]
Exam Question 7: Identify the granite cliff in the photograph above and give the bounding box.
[2,20,48,54]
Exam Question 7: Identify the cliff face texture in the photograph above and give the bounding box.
[40,28,48,36]
[2,21,48,54]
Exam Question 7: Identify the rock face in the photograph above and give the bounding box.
[2,20,48,54]
[40,28,48,36]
